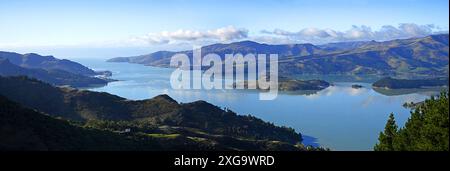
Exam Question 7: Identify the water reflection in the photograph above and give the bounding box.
[373,87,445,96]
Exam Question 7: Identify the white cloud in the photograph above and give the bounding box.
[133,26,248,45]
[260,23,446,44]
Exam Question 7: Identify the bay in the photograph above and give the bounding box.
[75,58,437,150]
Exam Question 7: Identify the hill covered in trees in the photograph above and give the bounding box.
[374,92,449,151]
[0,76,319,151]
[1,95,319,151]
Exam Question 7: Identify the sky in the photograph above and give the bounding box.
[0,0,449,58]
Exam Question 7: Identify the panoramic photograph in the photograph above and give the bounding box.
[0,0,448,168]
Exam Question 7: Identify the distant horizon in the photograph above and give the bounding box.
[1,32,448,59]
[1,0,449,58]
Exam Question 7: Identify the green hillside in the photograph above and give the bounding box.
[0,76,313,150]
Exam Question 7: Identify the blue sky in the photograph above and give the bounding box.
[0,0,448,58]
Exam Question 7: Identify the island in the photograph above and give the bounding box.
[279,79,330,91]
[372,77,449,89]
[233,77,330,92]
[351,84,364,89]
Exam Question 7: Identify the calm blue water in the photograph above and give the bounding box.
[75,58,436,151]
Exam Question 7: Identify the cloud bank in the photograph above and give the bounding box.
[130,26,249,45]
[259,23,447,44]
[131,23,446,46]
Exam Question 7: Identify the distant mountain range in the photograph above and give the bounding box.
[0,51,112,87]
[0,51,110,76]
[108,34,449,78]
[0,76,312,150]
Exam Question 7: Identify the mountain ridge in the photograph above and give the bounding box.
[0,51,111,77]
[0,58,110,87]
[0,76,303,145]
[0,51,114,87]
[108,34,449,78]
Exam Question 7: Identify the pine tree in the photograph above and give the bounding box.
[374,113,398,151]
[401,92,449,150]
[374,92,449,151]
